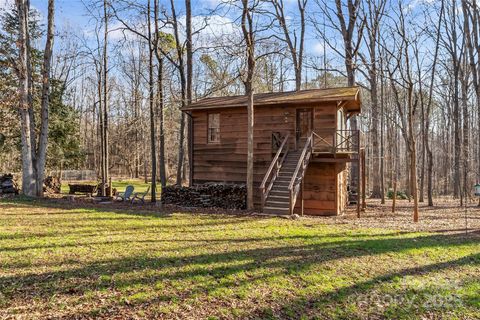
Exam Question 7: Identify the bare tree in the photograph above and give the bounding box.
[269,0,307,91]
[186,0,193,185]
[313,0,363,201]
[15,0,36,196]
[424,0,445,206]
[15,0,55,197]
[147,0,157,201]
[36,0,55,196]
[168,0,188,186]
[462,0,480,204]
[357,0,386,199]
[384,2,420,222]
[101,0,110,196]
[241,0,256,210]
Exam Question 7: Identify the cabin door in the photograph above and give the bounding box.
[296,108,313,144]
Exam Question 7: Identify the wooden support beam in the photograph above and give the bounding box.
[312,157,357,163]
[301,179,304,216]
[357,154,361,218]
[361,148,366,212]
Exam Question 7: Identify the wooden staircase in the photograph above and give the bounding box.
[263,150,303,215]
[260,134,313,215]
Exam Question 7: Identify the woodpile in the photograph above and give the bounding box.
[43,176,61,194]
[69,184,97,195]
[0,174,19,194]
[162,183,246,209]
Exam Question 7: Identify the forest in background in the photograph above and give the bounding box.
[1,0,479,208]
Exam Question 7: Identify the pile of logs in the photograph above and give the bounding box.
[162,183,246,209]
[69,184,97,195]
[0,174,18,195]
[43,176,61,194]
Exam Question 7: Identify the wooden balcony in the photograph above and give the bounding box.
[311,129,360,155]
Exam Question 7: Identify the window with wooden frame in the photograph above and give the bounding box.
[207,113,220,143]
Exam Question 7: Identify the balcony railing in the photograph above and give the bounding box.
[312,129,360,154]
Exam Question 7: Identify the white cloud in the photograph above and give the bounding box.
[203,0,222,9]
[313,42,325,55]
[191,14,236,38]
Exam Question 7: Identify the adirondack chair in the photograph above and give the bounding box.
[115,185,134,202]
[131,186,150,204]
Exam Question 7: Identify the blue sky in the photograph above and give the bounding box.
[6,0,325,57]
[1,0,440,87]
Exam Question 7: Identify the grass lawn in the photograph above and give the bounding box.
[0,198,479,319]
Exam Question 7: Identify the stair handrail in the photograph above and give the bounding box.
[260,133,290,210]
[288,134,313,214]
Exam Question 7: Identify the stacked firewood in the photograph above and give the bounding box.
[43,176,61,194]
[0,174,19,194]
[69,184,97,195]
[162,184,246,209]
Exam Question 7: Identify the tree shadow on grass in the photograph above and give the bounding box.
[247,252,480,319]
[0,197,254,220]
[1,232,478,309]
[2,199,479,318]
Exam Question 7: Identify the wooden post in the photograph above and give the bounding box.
[357,156,361,218]
[361,148,366,211]
[392,176,397,213]
[301,179,304,216]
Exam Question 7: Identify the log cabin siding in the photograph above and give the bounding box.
[191,102,344,213]
[292,162,348,216]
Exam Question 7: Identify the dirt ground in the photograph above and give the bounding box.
[337,197,480,233]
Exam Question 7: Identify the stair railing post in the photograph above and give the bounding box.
[261,186,265,211]
[301,179,304,216]
[289,189,292,214]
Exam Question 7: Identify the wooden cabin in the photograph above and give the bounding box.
[182,87,362,216]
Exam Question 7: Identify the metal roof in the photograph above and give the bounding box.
[182,87,361,112]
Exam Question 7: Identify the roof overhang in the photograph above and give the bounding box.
[182,87,362,113]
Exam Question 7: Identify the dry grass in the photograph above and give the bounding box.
[334,197,480,233]
[0,196,479,319]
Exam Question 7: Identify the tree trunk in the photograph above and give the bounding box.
[169,0,187,186]
[186,0,193,186]
[148,0,157,202]
[241,0,256,210]
[157,58,166,189]
[425,0,444,206]
[102,0,110,196]
[460,63,469,206]
[36,0,55,197]
[15,0,36,196]
[370,75,381,198]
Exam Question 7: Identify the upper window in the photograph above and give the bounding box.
[208,113,220,143]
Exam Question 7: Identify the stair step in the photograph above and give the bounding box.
[271,191,289,196]
[272,184,290,189]
[272,182,290,188]
[269,189,290,197]
[267,195,289,201]
[263,206,290,215]
[270,189,289,193]
[278,174,294,179]
[266,199,289,205]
